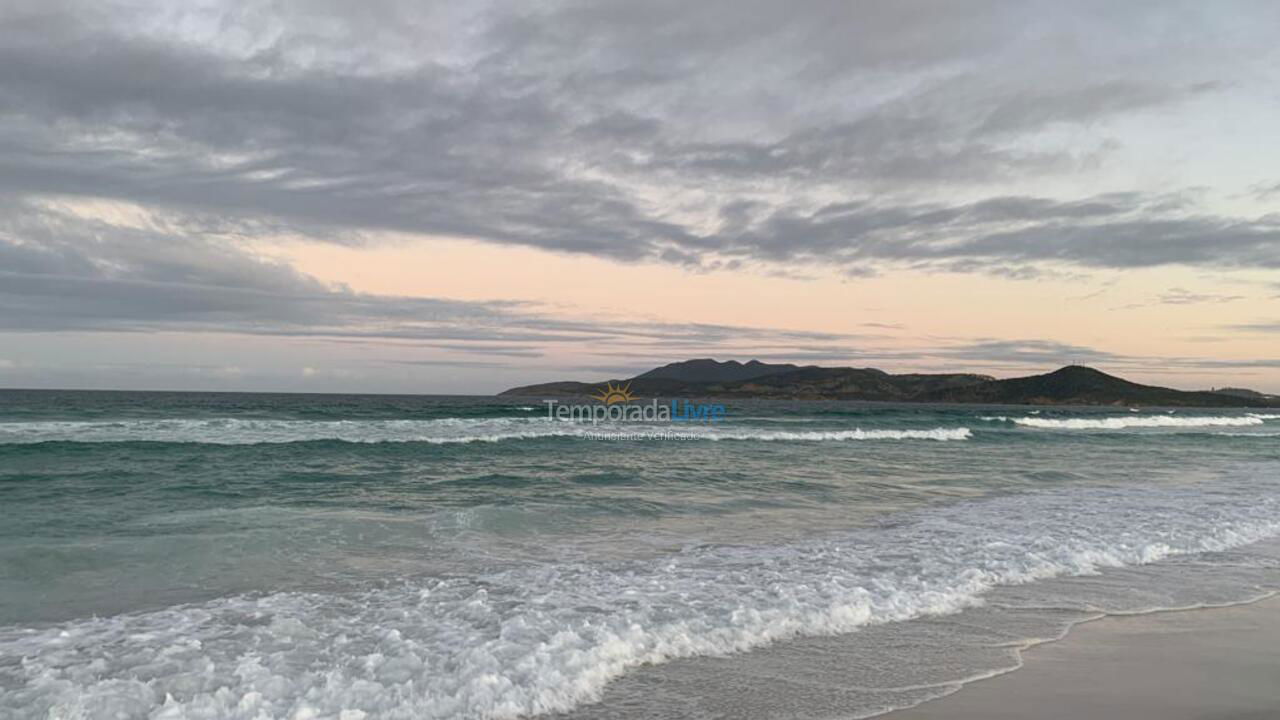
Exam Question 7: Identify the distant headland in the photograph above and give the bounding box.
[501,359,1280,407]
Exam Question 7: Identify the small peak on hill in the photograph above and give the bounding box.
[1045,365,1112,379]
[1044,365,1118,379]
[634,358,800,383]
[1018,366,1137,393]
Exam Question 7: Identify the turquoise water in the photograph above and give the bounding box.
[2,390,1279,718]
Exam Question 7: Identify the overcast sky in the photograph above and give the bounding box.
[2,0,1279,393]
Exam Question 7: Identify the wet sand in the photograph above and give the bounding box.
[887,595,1280,720]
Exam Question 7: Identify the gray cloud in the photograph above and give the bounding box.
[1229,321,1280,334]
[385,359,517,370]
[1110,287,1247,311]
[0,200,865,358]
[1250,181,1280,200]
[708,194,1280,270]
[919,340,1280,374]
[704,339,1128,372]
[1156,288,1244,305]
[1,0,1276,276]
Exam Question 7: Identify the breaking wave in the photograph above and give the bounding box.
[0,418,970,445]
[4,477,1278,720]
[1006,415,1268,430]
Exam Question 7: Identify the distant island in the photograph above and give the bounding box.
[501,359,1280,407]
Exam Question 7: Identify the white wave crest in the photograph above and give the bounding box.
[1215,432,1280,438]
[688,427,970,442]
[0,418,969,445]
[1012,415,1265,430]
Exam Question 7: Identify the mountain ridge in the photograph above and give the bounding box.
[500,359,1278,407]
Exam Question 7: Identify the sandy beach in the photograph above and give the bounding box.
[888,595,1280,720]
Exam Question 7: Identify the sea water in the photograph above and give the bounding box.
[1,390,1278,718]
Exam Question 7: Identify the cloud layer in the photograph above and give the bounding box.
[3,0,1279,276]
[0,198,865,358]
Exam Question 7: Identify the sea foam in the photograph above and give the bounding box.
[4,476,1278,720]
[1009,415,1267,430]
[0,418,969,445]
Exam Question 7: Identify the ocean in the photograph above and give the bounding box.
[2,389,1279,719]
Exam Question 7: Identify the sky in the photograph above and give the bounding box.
[1,0,1279,394]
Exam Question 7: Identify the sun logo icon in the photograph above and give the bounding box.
[592,381,636,405]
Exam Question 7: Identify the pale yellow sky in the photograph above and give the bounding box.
[265,235,1280,392]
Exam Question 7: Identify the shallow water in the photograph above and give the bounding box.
[1,390,1278,719]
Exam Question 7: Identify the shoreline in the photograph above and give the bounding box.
[884,593,1280,720]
